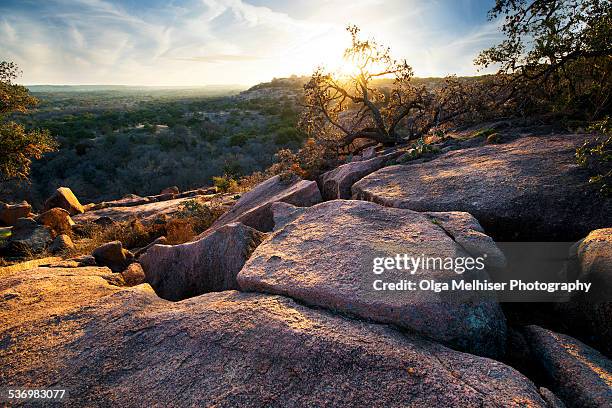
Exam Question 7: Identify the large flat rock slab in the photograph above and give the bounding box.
[524,325,612,408]
[352,134,612,240]
[0,266,545,407]
[238,200,507,357]
[73,196,222,224]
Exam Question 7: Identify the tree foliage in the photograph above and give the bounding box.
[476,0,612,118]
[291,25,495,177]
[0,61,56,182]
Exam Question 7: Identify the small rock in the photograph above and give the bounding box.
[160,186,179,195]
[49,234,74,253]
[0,201,32,226]
[120,263,146,286]
[6,218,52,256]
[35,208,74,237]
[44,187,84,215]
[70,254,97,267]
[92,241,133,272]
[361,146,377,160]
[82,203,97,212]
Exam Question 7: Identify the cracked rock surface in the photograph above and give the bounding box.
[352,134,612,241]
[0,266,546,407]
[238,200,507,357]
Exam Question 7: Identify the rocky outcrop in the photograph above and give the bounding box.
[238,200,507,357]
[161,186,179,195]
[73,196,228,224]
[49,234,74,253]
[319,151,401,200]
[176,186,217,198]
[0,201,32,226]
[0,266,547,407]
[35,208,74,237]
[44,187,85,215]
[90,196,151,210]
[557,228,612,356]
[120,262,146,286]
[3,218,52,256]
[92,241,134,272]
[140,223,266,301]
[524,325,612,408]
[352,134,612,240]
[205,175,321,234]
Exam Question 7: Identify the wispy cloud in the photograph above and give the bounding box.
[0,0,501,85]
[173,54,262,63]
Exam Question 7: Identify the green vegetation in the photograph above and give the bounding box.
[471,128,496,139]
[176,199,225,233]
[397,137,440,163]
[5,83,306,205]
[212,175,239,193]
[0,62,57,183]
[576,118,612,196]
[476,0,611,120]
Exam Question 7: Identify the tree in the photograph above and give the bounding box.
[476,0,612,118]
[299,26,487,155]
[0,61,56,182]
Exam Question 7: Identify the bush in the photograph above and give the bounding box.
[274,127,303,145]
[229,132,250,146]
[576,118,612,196]
[212,174,238,193]
[176,199,226,235]
[397,137,440,163]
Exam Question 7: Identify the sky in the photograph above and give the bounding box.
[0,0,503,86]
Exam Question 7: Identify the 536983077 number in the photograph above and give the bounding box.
[3,388,67,401]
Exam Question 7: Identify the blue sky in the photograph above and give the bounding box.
[0,0,502,86]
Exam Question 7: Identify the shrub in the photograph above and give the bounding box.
[237,171,268,191]
[212,174,239,193]
[229,132,250,146]
[576,118,612,196]
[274,127,304,145]
[397,137,440,163]
[176,199,225,234]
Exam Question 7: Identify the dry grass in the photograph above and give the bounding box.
[0,196,228,266]
[69,199,226,256]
